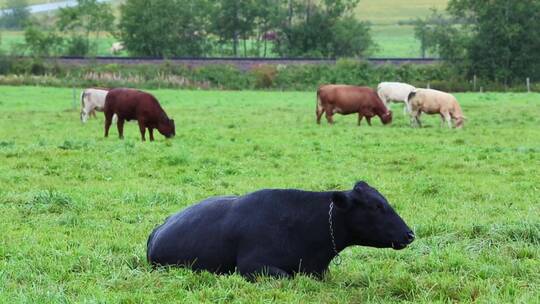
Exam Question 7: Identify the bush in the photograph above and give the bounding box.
[251,65,278,89]
[65,36,90,56]
[0,58,536,92]
[196,64,251,90]
[0,54,13,74]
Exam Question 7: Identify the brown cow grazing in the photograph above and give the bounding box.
[316,85,392,126]
[104,88,175,141]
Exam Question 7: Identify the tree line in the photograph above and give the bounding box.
[119,0,373,58]
[413,0,540,84]
[1,0,373,59]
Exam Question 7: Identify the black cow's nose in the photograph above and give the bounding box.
[407,231,415,242]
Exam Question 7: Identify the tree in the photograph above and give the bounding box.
[250,0,283,57]
[273,0,372,58]
[211,0,259,57]
[0,0,30,29]
[412,10,468,61]
[56,0,115,56]
[23,25,64,57]
[414,0,540,83]
[118,0,212,57]
[331,16,372,57]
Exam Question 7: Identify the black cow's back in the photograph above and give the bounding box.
[147,195,240,273]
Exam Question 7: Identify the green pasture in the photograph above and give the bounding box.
[1,86,539,302]
[0,31,126,56]
[0,0,44,6]
[355,0,448,25]
[370,25,424,58]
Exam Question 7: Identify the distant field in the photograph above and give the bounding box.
[0,0,449,58]
[356,0,448,57]
[1,86,539,302]
[370,25,420,58]
[356,0,448,25]
[0,0,44,6]
[0,31,126,56]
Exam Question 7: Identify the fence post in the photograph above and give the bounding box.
[72,86,77,110]
[526,77,531,93]
[473,75,477,91]
[480,86,483,93]
[427,82,430,89]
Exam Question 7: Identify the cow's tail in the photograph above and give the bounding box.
[80,90,86,108]
[80,90,87,122]
[316,89,324,114]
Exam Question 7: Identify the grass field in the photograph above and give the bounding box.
[0,86,539,302]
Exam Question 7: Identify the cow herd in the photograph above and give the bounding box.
[317,82,465,128]
[81,82,465,141]
[77,82,464,279]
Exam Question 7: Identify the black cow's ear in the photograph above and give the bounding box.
[332,192,351,210]
[354,181,369,192]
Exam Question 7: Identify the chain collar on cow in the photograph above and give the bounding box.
[328,201,342,266]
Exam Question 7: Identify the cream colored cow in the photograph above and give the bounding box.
[408,88,465,128]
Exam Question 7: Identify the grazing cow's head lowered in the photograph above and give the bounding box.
[332,181,414,250]
[380,111,393,125]
[158,118,176,138]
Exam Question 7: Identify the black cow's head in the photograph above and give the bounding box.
[333,181,414,250]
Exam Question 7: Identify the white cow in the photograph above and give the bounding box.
[377,82,416,114]
[109,42,124,54]
[80,88,109,123]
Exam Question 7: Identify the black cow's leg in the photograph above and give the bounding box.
[104,112,113,138]
[138,120,146,141]
[237,263,291,281]
[149,128,155,141]
[117,119,125,139]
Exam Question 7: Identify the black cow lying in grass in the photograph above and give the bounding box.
[147,181,415,280]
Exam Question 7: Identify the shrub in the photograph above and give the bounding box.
[65,36,90,56]
[0,58,536,92]
[196,64,252,90]
[251,65,278,89]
